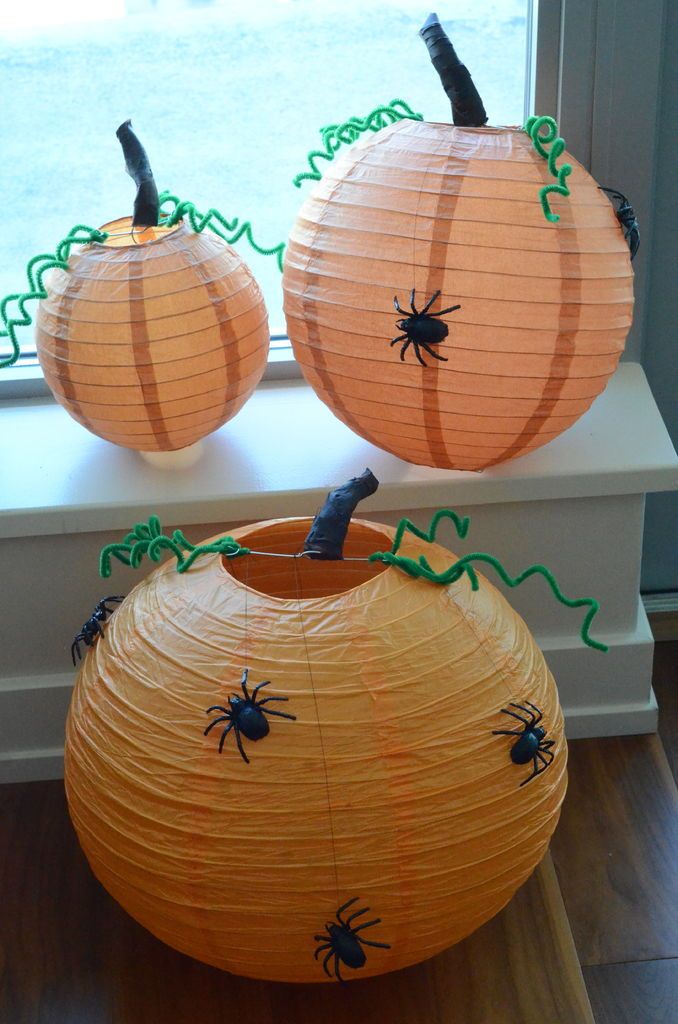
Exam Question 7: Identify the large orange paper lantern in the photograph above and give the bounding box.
[65,516,567,982]
[283,119,634,470]
[36,216,269,451]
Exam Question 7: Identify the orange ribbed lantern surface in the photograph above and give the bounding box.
[36,217,269,451]
[65,517,567,982]
[283,120,634,470]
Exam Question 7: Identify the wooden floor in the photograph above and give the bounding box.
[1,644,677,1024]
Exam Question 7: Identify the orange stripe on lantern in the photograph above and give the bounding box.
[129,249,174,450]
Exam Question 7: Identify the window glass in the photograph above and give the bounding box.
[0,0,529,361]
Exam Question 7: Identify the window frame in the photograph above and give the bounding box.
[0,0,663,399]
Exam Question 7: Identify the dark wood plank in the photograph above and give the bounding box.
[0,781,594,1024]
[551,734,678,966]
[582,958,678,1024]
[653,640,678,784]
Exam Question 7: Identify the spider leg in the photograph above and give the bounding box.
[357,938,391,949]
[251,680,273,700]
[419,342,448,363]
[541,740,555,751]
[334,956,345,984]
[241,669,250,701]
[257,696,289,706]
[491,728,524,737]
[345,906,370,927]
[260,707,297,721]
[393,296,406,315]
[222,720,237,753]
[352,918,382,934]
[413,342,429,367]
[204,714,231,736]
[390,334,407,346]
[322,950,334,978]
[336,896,360,920]
[499,707,530,725]
[314,942,332,959]
[409,288,418,314]
[233,724,250,764]
[431,303,461,317]
[71,640,81,666]
[509,702,539,724]
[206,705,230,715]
[399,339,412,362]
[520,757,541,787]
[522,701,543,725]
[537,748,554,765]
[420,289,441,315]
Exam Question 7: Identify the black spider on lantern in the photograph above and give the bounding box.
[204,668,296,764]
[391,288,461,366]
[313,897,391,983]
[71,596,125,665]
[599,186,640,260]
[492,700,555,786]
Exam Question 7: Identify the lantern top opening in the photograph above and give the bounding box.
[97,216,184,249]
[221,518,390,602]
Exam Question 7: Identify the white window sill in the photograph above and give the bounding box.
[0,363,676,540]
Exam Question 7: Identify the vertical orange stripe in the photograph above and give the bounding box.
[128,249,173,451]
[421,140,465,469]
[52,267,97,434]
[487,154,582,465]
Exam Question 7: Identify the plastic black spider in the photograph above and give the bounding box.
[71,596,124,665]
[492,700,555,786]
[600,186,640,260]
[204,668,296,764]
[392,288,461,366]
[313,897,391,983]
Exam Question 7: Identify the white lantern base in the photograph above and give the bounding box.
[137,442,204,470]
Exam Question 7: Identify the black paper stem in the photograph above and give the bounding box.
[419,12,488,127]
[116,120,160,227]
[304,470,379,560]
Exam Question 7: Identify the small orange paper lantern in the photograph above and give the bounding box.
[36,217,269,451]
[65,516,567,982]
[283,119,634,470]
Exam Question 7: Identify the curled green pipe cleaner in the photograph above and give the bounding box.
[368,510,607,652]
[99,515,249,578]
[292,98,424,188]
[158,191,287,271]
[0,224,109,368]
[523,114,573,223]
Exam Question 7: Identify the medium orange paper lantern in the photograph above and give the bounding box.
[283,118,634,470]
[65,515,567,982]
[36,216,269,451]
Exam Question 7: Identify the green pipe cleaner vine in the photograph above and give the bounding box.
[158,191,287,271]
[292,98,424,187]
[0,224,109,368]
[99,515,249,578]
[524,114,573,223]
[367,509,607,652]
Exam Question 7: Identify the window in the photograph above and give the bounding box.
[0,0,531,368]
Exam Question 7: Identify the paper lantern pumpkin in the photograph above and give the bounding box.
[283,118,635,470]
[35,216,269,451]
[65,515,567,982]
[1,121,272,451]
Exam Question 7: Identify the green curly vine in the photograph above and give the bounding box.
[368,509,607,652]
[0,224,109,368]
[99,515,249,578]
[524,114,573,223]
[292,98,424,188]
[158,191,287,271]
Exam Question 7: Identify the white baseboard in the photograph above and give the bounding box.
[643,591,678,613]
